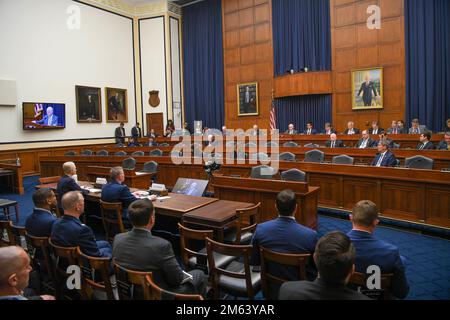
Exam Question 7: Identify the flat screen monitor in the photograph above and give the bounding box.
[171,178,209,197]
[23,102,66,130]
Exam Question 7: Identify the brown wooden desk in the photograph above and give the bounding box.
[0,162,24,195]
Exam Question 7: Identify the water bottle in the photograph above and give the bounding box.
[16,158,20,166]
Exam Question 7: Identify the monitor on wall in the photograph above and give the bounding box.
[23,102,66,130]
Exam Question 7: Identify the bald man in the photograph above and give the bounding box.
[0,246,54,300]
[36,106,58,126]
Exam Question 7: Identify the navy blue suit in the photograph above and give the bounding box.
[25,208,57,237]
[101,181,137,216]
[437,140,449,150]
[51,215,111,258]
[303,129,318,135]
[371,151,397,167]
[251,217,318,288]
[56,175,89,209]
[347,230,409,299]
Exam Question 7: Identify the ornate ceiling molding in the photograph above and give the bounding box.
[80,0,181,17]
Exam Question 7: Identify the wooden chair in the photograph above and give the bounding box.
[206,237,261,299]
[99,200,125,243]
[223,202,261,245]
[9,224,27,249]
[38,176,60,184]
[144,274,203,300]
[348,271,394,300]
[76,247,115,300]
[259,247,310,299]
[113,263,152,300]
[0,220,13,246]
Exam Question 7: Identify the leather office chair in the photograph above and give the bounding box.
[81,150,93,156]
[304,149,324,163]
[206,237,261,299]
[280,169,306,182]
[113,263,152,300]
[405,155,434,170]
[99,201,126,243]
[304,143,320,148]
[283,141,298,147]
[245,142,257,148]
[259,247,310,300]
[332,155,355,165]
[64,151,77,156]
[149,149,163,157]
[131,151,145,157]
[97,150,109,156]
[121,157,136,170]
[250,165,276,179]
[141,161,158,174]
[279,152,296,162]
[114,151,127,156]
[159,143,170,147]
[264,141,279,147]
[144,274,203,300]
[223,203,261,245]
[249,152,270,162]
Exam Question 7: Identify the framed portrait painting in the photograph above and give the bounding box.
[105,87,128,123]
[237,82,259,116]
[352,68,383,110]
[75,86,102,123]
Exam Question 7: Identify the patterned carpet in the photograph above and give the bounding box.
[2,175,449,300]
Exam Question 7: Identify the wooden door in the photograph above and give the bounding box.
[146,113,164,136]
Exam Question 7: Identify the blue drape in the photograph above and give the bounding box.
[182,0,224,130]
[405,0,450,132]
[272,0,331,76]
[275,95,332,133]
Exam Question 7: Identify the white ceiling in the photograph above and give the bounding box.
[120,0,162,6]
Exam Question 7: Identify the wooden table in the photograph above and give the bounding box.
[0,162,24,195]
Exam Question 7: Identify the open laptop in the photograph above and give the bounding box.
[171,178,209,197]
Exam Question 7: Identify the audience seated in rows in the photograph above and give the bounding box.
[25,188,57,237]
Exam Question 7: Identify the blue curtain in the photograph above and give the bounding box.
[182,0,224,130]
[405,0,450,132]
[272,0,331,76]
[275,95,332,133]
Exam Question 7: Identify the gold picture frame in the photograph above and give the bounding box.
[352,67,383,110]
[105,87,128,123]
[237,82,259,116]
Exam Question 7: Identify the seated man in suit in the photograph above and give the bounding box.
[251,190,318,299]
[127,137,142,147]
[25,188,57,237]
[279,231,370,300]
[396,120,407,134]
[387,120,400,134]
[325,133,344,148]
[284,124,298,135]
[437,132,450,150]
[371,140,398,167]
[56,162,89,211]
[113,199,207,296]
[443,119,450,133]
[409,118,427,134]
[322,122,337,135]
[369,120,384,135]
[356,130,376,149]
[375,132,395,149]
[348,200,409,299]
[146,137,158,147]
[303,122,317,135]
[344,121,360,135]
[249,124,259,137]
[35,106,58,127]
[51,191,112,258]
[417,132,435,150]
[163,128,172,138]
[101,167,138,218]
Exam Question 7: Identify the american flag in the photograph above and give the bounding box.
[269,98,277,130]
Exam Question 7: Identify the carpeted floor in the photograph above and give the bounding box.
[1,175,449,300]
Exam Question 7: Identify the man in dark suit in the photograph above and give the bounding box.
[356,130,376,149]
[396,120,407,134]
[35,106,58,127]
[131,123,142,139]
[146,137,158,147]
[348,200,409,299]
[408,119,427,134]
[56,162,89,211]
[325,133,344,148]
[115,122,126,145]
[51,191,112,258]
[113,199,207,296]
[368,120,384,135]
[443,119,450,133]
[101,167,138,218]
[344,121,360,135]
[386,120,399,134]
[279,231,370,300]
[303,122,317,135]
[284,124,298,135]
[437,132,450,150]
[251,190,318,298]
[417,132,435,150]
[375,132,396,149]
[358,73,378,106]
[127,137,142,147]
[371,140,397,167]
[25,188,57,237]
[148,129,158,139]
[322,122,337,135]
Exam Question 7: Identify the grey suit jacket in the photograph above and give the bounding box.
[112,228,184,289]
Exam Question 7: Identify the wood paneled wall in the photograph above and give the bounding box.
[222,0,274,130]
[331,0,406,133]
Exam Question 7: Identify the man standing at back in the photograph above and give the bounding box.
[115,122,126,145]
[131,122,142,139]
[348,200,409,299]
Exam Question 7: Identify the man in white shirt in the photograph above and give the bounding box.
[285,124,298,135]
[344,121,360,135]
[356,130,375,149]
[371,140,397,167]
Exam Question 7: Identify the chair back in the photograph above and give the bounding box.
[149,149,163,157]
[97,150,109,156]
[131,151,145,157]
[99,200,125,243]
[38,176,60,184]
[81,150,93,156]
[206,237,260,299]
[283,141,298,147]
[178,223,213,272]
[64,151,77,156]
[250,165,276,179]
[304,143,320,148]
[279,152,296,162]
[0,220,13,246]
[245,142,257,148]
[259,247,310,299]
[122,157,136,170]
[349,271,394,300]
[405,155,434,170]
[114,151,127,156]
[48,238,78,298]
[249,152,269,162]
[25,233,56,293]
[76,247,115,300]
[304,149,324,163]
[142,161,158,173]
[280,169,306,182]
[159,143,170,147]
[113,263,152,300]
[233,203,261,244]
[332,155,355,165]
[144,274,203,300]
[264,141,279,147]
